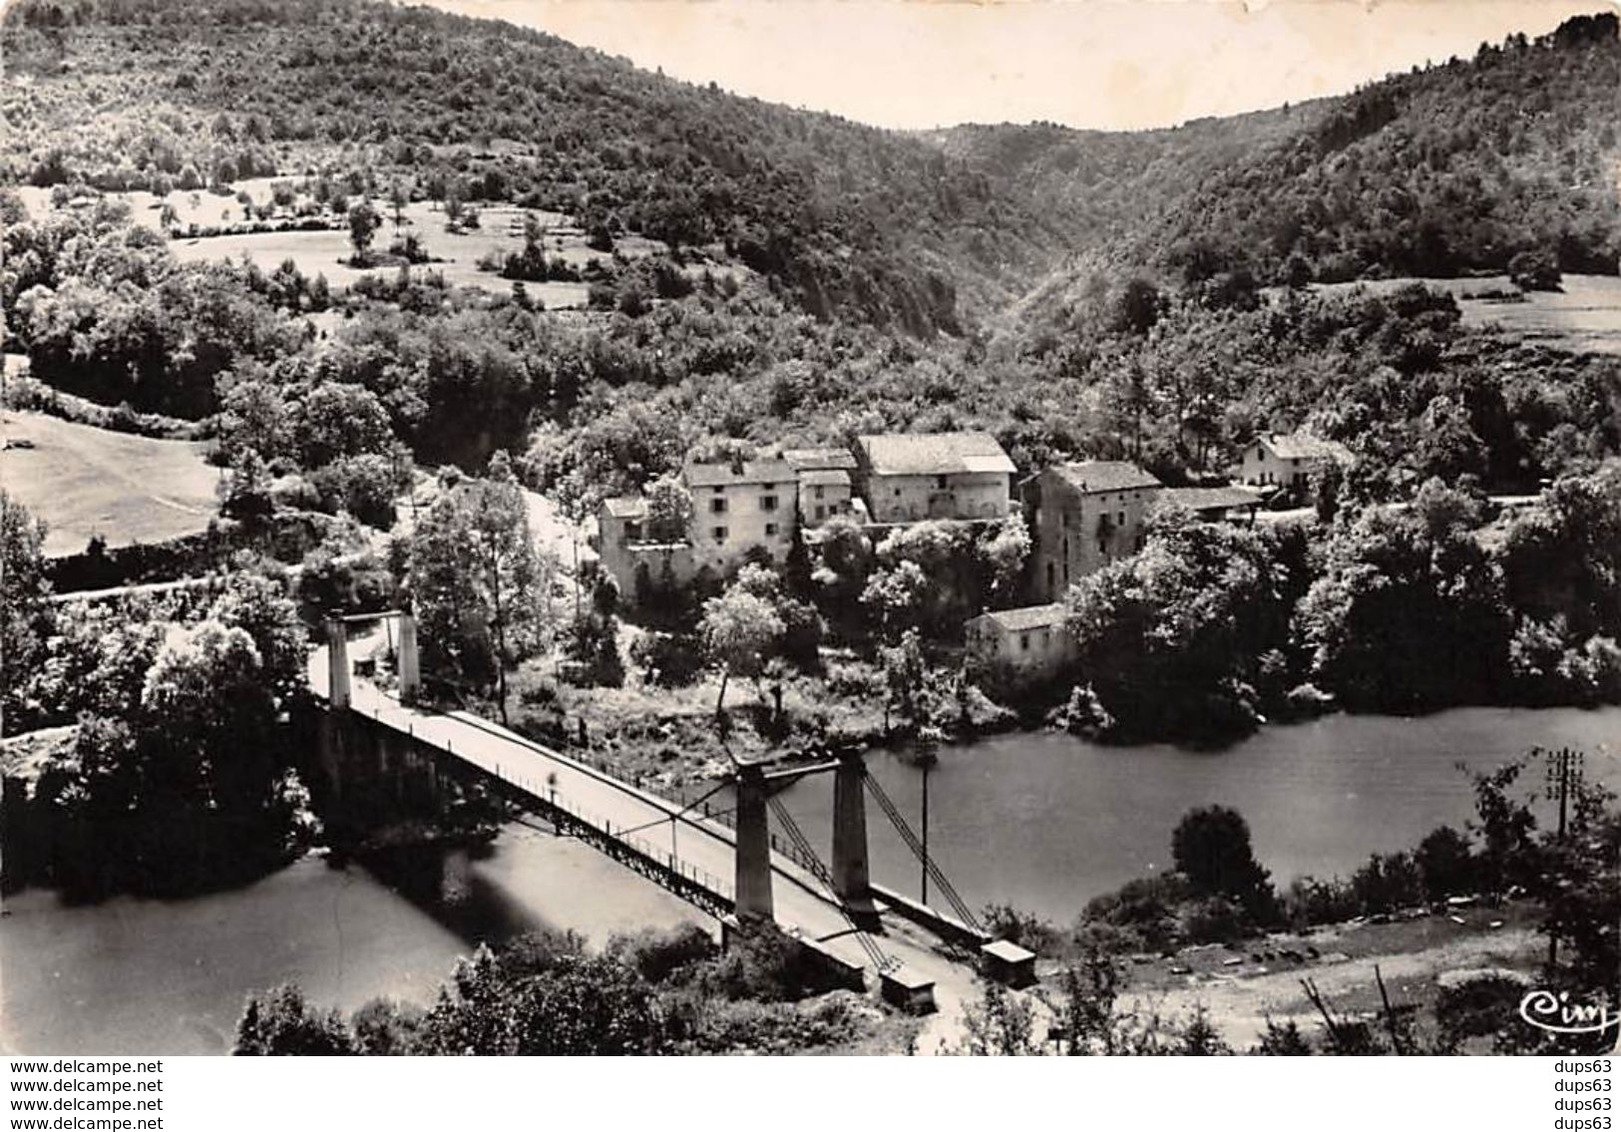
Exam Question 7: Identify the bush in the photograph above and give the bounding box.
[629,631,705,688]
[1180,896,1248,944]
[607,924,717,985]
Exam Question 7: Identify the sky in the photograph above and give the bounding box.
[424,0,1613,131]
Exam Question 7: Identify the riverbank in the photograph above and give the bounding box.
[1038,900,1548,1052]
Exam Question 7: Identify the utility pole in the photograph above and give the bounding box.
[1544,746,1584,970]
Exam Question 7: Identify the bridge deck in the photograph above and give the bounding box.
[311,649,979,1017]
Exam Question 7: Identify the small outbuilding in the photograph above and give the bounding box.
[980,939,1038,988]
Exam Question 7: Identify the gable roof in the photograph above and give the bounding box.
[783,446,859,472]
[856,432,1015,477]
[683,459,795,488]
[799,468,851,487]
[1260,432,1353,463]
[1049,461,1163,494]
[1156,485,1265,513]
[974,603,1068,633]
[602,496,648,519]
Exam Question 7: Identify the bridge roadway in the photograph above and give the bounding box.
[309,646,984,1049]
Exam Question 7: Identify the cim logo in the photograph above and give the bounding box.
[1520,989,1621,1036]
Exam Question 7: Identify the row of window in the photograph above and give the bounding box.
[711,523,782,543]
[710,493,781,515]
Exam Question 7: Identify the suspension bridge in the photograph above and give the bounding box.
[309,613,1035,1021]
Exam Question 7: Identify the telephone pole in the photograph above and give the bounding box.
[1543,746,1585,970]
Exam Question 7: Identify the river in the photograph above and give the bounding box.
[2,706,1617,1054]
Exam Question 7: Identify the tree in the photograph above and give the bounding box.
[408,460,549,718]
[861,559,928,641]
[698,585,783,721]
[347,201,380,266]
[235,985,355,1055]
[1065,511,1291,740]
[1,492,51,736]
[1171,805,1275,921]
[643,474,693,543]
[953,979,1041,1055]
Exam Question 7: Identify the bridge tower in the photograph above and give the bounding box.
[733,764,774,922]
[325,617,351,708]
[397,611,421,705]
[830,747,879,926]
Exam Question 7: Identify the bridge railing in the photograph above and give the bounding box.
[482,758,736,909]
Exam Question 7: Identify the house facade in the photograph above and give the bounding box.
[596,495,696,597]
[683,459,798,574]
[1026,462,1163,602]
[853,432,1015,524]
[784,447,860,527]
[595,459,799,598]
[965,603,1073,688]
[1239,432,1353,499]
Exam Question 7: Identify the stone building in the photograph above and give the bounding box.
[853,432,1014,524]
[1026,462,1163,602]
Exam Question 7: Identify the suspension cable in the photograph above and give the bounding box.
[862,771,982,933]
[765,794,895,973]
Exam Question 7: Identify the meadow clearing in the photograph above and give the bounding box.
[0,409,219,557]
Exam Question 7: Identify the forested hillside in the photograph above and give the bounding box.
[0,0,1078,333]
[1025,12,1621,314]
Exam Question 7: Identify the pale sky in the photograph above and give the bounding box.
[424,0,1613,131]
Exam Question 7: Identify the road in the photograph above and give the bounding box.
[310,639,995,1052]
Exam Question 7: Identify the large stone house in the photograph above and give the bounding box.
[1026,461,1163,602]
[853,432,1015,524]
[1238,431,1353,500]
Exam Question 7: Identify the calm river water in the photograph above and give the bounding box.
[3,706,1617,1054]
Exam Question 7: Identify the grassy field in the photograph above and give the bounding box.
[0,411,220,557]
[1297,273,1621,355]
[1457,273,1621,355]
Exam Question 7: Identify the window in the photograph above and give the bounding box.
[894,488,902,497]
[761,494,779,511]
[1118,510,1125,526]
[1046,562,1055,592]
[935,475,948,490]
[710,497,728,515]
[813,485,825,500]
[1020,633,1030,652]
[814,505,826,520]
[712,526,728,542]
[765,522,780,537]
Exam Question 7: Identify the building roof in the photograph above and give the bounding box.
[974,603,1068,633]
[1156,485,1265,513]
[602,496,647,519]
[783,446,859,472]
[856,432,1015,477]
[683,459,796,488]
[1260,432,1353,463]
[981,939,1037,964]
[799,468,851,487]
[1050,461,1163,494]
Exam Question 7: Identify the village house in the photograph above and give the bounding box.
[595,458,799,597]
[683,458,799,572]
[964,603,1073,689]
[853,432,1015,524]
[1026,461,1163,602]
[1154,484,1265,524]
[1238,431,1353,500]
[784,447,861,527]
